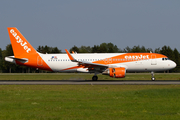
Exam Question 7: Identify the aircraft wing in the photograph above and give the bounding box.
[65,49,108,68]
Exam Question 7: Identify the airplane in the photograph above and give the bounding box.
[5,27,176,81]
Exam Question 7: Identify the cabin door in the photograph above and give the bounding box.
[151,55,157,65]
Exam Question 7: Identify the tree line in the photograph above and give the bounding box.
[0,43,179,73]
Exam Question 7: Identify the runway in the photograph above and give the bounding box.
[0,80,180,85]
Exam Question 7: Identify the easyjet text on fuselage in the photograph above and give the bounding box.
[125,55,149,59]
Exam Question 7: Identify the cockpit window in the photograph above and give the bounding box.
[162,58,170,61]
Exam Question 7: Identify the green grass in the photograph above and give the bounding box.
[0,73,179,80]
[0,85,180,120]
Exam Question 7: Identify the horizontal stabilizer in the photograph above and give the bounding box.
[5,56,28,63]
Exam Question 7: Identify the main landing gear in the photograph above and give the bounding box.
[151,71,155,81]
[92,75,98,81]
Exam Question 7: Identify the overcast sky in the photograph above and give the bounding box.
[1,0,180,52]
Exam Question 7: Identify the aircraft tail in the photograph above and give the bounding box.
[7,27,37,57]
[6,27,52,71]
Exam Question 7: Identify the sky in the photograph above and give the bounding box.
[0,0,180,52]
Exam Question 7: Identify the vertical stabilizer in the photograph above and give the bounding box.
[7,27,37,57]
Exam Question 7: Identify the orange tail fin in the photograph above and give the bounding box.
[7,27,37,57]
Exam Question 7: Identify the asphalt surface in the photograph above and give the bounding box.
[0,80,180,85]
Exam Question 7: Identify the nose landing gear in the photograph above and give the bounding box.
[151,71,155,81]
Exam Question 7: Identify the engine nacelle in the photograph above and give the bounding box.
[112,67,126,78]
[103,67,126,78]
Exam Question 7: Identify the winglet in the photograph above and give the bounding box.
[65,49,78,62]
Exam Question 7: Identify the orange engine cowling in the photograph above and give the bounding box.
[113,67,126,78]
[108,67,126,78]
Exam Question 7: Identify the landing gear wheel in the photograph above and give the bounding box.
[92,76,98,81]
[151,77,155,81]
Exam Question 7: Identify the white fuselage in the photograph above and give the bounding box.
[39,53,176,73]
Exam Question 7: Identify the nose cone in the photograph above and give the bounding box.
[170,61,177,69]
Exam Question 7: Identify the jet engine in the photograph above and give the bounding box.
[103,67,126,78]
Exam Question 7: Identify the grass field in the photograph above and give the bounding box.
[0,73,180,80]
[0,85,180,120]
[0,73,180,119]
